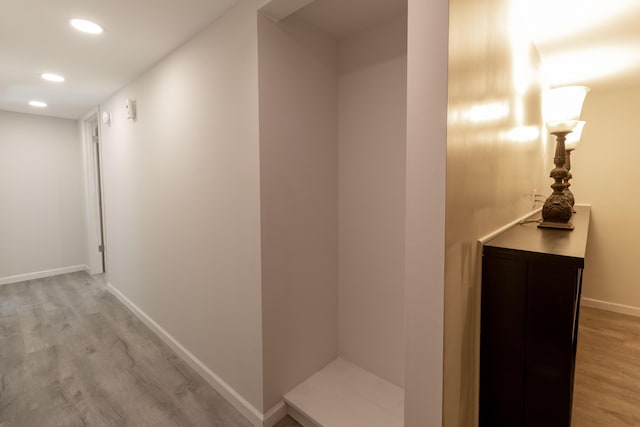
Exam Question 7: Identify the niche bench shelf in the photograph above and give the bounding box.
[284,358,404,427]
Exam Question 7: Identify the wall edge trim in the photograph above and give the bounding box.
[263,401,287,427]
[106,282,277,427]
[259,0,315,22]
[285,402,322,427]
[0,264,89,286]
[581,297,640,318]
[477,207,542,244]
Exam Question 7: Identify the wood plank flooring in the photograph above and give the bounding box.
[12,273,640,427]
[572,306,640,426]
[0,272,300,427]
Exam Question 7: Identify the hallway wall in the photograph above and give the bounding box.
[571,83,640,314]
[98,0,266,417]
[89,0,546,424]
[0,110,87,282]
[445,0,549,425]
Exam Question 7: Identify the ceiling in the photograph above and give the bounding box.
[0,0,238,119]
[1,0,639,120]
[295,0,407,39]
[525,0,640,90]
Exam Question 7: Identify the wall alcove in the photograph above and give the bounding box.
[258,0,408,425]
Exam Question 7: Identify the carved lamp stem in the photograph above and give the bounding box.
[539,131,574,230]
[563,148,575,209]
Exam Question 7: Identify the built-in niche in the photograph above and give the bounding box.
[258,1,408,425]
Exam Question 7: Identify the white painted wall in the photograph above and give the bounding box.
[257,13,339,411]
[98,0,265,416]
[337,13,407,388]
[571,84,640,314]
[0,110,87,282]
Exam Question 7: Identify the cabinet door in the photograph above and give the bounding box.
[525,255,579,427]
[480,250,528,427]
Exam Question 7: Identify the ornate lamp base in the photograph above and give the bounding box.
[538,194,574,230]
[538,131,574,230]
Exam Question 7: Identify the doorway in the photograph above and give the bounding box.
[82,111,106,274]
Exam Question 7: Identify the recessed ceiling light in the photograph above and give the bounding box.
[29,100,48,108]
[70,18,103,35]
[42,73,65,83]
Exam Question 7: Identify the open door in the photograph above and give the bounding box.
[82,112,106,274]
[93,122,106,272]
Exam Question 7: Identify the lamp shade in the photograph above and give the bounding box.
[542,86,590,133]
[565,121,586,150]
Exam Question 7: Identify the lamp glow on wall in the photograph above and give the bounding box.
[539,86,590,230]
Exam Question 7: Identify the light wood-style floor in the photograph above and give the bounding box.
[8,273,637,427]
[572,306,640,426]
[0,272,300,427]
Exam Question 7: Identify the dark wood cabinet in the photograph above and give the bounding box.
[480,205,590,427]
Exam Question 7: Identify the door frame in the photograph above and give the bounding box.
[81,108,107,275]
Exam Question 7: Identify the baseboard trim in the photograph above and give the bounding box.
[106,282,285,427]
[0,264,89,286]
[581,297,640,318]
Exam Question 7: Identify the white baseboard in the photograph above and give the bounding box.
[581,297,640,318]
[106,282,285,427]
[0,264,89,286]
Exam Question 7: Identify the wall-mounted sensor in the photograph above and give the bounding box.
[125,99,137,120]
[102,111,111,126]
